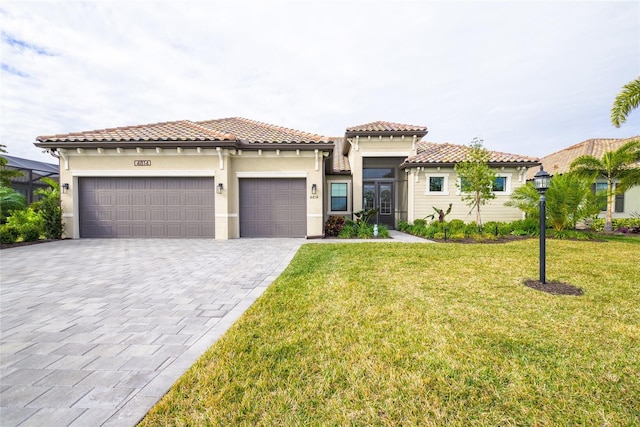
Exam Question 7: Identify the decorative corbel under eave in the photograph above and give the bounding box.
[216,147,224,170]
[58,148,69,170]
[315,149,319,171]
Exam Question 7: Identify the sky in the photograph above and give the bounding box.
[1,0,639,163]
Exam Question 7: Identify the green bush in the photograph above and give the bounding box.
[447,219,466,233]
[397,221,410,232]
[20,223,41,242]
[6,208,44,237]
[510,217,538,236]
[0,225,19,244]
[32,178,63,239]
[591,218,640,233]
[337,222,356,238]
[376,225,390,238]
[548,229,596,240]
[413,219,427,228]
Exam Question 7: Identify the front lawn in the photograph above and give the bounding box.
[140,240,640,426]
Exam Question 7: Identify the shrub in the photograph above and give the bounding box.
[447,219,465,233]
[32,178,63,239]
[510,217,538,236]
[325,216,346,237]
[356,223,373,239]
[548,229,596,240]
[0,225,19,244]
[397,221,410,232]
[376,225,390,238]
[338,222,357,239]
[20,223,41,242]
[413,219,427,228]
[6,208,44,238]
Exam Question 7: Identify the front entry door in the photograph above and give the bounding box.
[363,182,394,229]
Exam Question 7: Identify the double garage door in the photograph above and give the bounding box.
[79,177,216,238]
[79,177,306,238]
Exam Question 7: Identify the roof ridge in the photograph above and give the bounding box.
[185,120,236,140]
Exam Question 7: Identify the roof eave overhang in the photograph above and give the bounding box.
[400,161,541,170]
[35,140,335,152]
[344,130,428,139]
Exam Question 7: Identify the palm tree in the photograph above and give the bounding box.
[611,76,640,127]
[569,140,640,232]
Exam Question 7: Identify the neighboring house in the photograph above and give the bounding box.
[526,136,640,219]
[2,154,59,204]
[34,117,538,239]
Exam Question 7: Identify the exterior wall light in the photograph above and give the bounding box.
[216,183,223,194]
[533,165,551,284]
[62,183,70,194]
[311,184,317,195]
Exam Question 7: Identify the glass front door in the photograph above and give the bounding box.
[363,181,394,228]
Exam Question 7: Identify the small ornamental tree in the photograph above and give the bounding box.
[455,138,496,228]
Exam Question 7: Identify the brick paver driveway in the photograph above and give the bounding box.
[1,238,302,426]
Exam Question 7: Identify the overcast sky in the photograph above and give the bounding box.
[1,0,639,163]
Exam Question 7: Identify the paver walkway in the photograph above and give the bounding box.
[0,232,429,426]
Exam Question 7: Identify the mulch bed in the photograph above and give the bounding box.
[524,279,584,296]
[0,239,60,250]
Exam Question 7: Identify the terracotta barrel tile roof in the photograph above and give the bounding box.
[402,141,538,167]
[345,121,428,134]
[331,137,351,172]
[36,120,235,143]
[196,117,332,144]
[526,136,640,179]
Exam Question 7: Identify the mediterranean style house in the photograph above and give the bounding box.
[526,136,640,219]
[34,117,540,239]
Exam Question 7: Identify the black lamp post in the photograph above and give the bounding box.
[534,165,551,284]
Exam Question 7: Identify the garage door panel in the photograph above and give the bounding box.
[240,178,306,238]
[80,177,215,238]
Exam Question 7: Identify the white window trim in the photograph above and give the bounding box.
[493,173,512,195]
[425,173,450,195]
[328,181,351,214]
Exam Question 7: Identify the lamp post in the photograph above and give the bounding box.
[534,165,551,284]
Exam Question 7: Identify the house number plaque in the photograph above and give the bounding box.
[134,160,151,166]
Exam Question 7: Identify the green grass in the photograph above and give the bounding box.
[140,240,640,426]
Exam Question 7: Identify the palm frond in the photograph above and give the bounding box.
[611,76,640,127]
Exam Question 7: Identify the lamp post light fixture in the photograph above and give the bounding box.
[533,165,551,284]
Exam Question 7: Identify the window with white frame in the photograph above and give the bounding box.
[330,182,348,212]
[456,173,512,195]
[425,174,449,195]
[492,174,511,194]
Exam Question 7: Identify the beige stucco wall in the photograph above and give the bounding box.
[406,166,530,224]
[56,146,327,239]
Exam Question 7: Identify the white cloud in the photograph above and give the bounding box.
[1,0,638,162]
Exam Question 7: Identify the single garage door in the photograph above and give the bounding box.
[79,177,215,238]
[239,178,306,237]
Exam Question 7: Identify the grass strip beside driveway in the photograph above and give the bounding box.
[140,239,640,426]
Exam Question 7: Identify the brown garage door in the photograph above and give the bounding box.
[79,177,215,238]
[239,178,306,237]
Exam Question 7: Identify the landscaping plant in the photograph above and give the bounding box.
[454,138,496,228]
